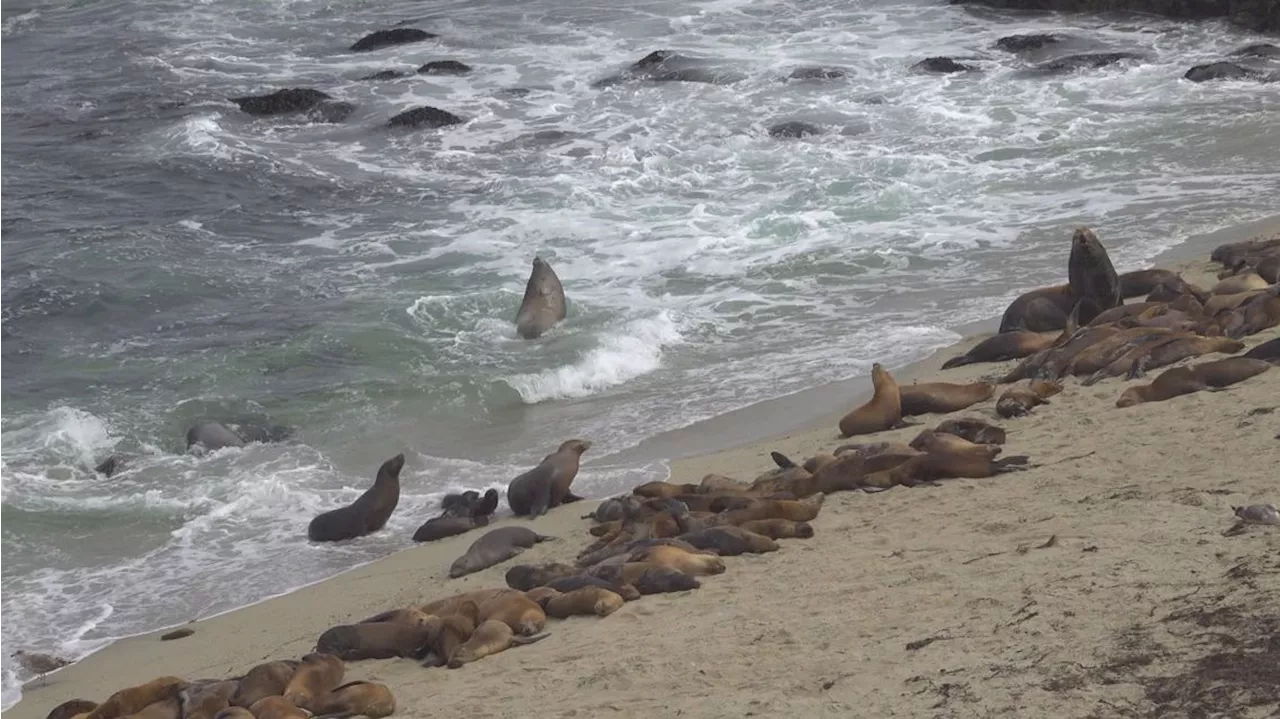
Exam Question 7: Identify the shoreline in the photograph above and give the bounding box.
[7,213,1279,718]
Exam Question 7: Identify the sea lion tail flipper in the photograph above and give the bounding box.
[941,355,974,370]
[561,492,585,504]
[860,486,891,494]
[511,633,551,647]
[994,456,1031,472]
[891,418,921,430]
[534,534,556,543]
[770,451,796,469]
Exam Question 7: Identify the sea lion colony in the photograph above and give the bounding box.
[37,227,1278,718]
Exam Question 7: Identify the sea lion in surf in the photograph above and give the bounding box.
[998,284,1078,333]
[446,620,549,668]
[316,615,436,660]
[307,454,403,542]
[506,439,591,517]
[84,678,188,719]
[996,380,1062,418]
[514,257,566,339]
[940,330,1059,369]
[678,526,779,555]
[737,519,814,539]
[1211,273,1269,296]
[1118,269,1181,298]
[934,417,1007,445]
[448,526,554,578]
[231,661,298,708]
[412,514,490,542]
[441,488,500,518]
[245,697,307,719]
[542,586,625,618]
[1116,357,1272,407]
[47,700,99,719]
[838,363,904,437]
[898,381,994,416]
[185,422,245,452]
[1067,227,1122,324]
[281,653,344,709]
[306,682,394,719]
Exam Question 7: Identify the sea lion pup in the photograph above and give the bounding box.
[996,380,1062,418]
[315,617,435,660]
[180,681,238,719]
[632,481,700,499]
[934,417,1006,445]
[306,682,394,719]
[1210,272,1269,296]
[447,619,549,668]
[678,526,779,555]
[231,661,298,708]
[898,380,995,416]
[629,544,726,575]
[213,709,254,719]
[477,591,547,635]
[543,586,626,618]
[412,513,489,543]
[420,602,479,668]
[449,526,554,578]
[737,519,814,540]
[246,697,307,719]
[998,284,1077,332]
[504,562,578,591]
[838,363,905,437]
[506,439,591,517]
[1116,357,1272,407]
[1067,226,1122,323]
[281,653,344,709]
[940,330,1058,369]
[1118,269,1180,298]
[1243,337,1280,363]
[47,700,99,719]
[307,454,403,542]
[84,678,188,719]
[514,256,567,339]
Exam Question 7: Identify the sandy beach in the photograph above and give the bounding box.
[8,221,1279,719]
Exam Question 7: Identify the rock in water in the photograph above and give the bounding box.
[946,0,1278,34]
[912,57,974,73]
[592,50,743,87]
[387,106,465,129]
[1184,62,1260,82]
[360,70,407,81]
[787,66,847,80]
[417,60,472,75]
[305,101,356,123]
[1231,43,1280,58]
[350,28,436,52]
[1034,52,1142,73]
[768,121,823,138]
[994,33,1062,52]
[230,89,331,116]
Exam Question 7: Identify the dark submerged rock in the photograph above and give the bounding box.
[768,121,823,138]
[359,70,408,81]
[947,0,1279,34]
[1184,61,1262,81]
[912,56,976,73]
[1231,43,1280,57]
[995,33,1063,52]
[1034,52,1143,73]
[350,28,436,52]
[95,455,124,477]
[304,101,356,124]
[229,88,331,116]
[417,60,473,75]
[387,105,465,129]
[787,66,848,80]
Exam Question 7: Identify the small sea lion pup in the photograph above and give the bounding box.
[940,330,1058,369]
[231,661,298,708]
[515,256,567,339]
[899,380,994,416]
[507,439,591,517]
[449,526,554,578]
[1067,226,1122,324]
[996,380,1062,418]
[281,653,344,710]
[934,417,1006,445]
[838,363,904,437]
[447,619,549,668]
[84,677,188,719]
[308,454,404,542]
[543,586,625,618]
[307,682,395,719]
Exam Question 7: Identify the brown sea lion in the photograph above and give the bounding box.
[1116,357,1272,407]
[631,481,699,499]
[1222,289,1280,338]
[524,586,561,605]
[306,682,394,719]
[1146,275,1209,304]
[507,439,591,517]
[213,709,254,719]
[231,661,298,708]
[940,330,1059,369]
[1088,302,1162,326]
[869,449,1028,487]
[246,697,307,719]
[1098,335,1245,383]
[719,494,824,523]
[421,589,513,617]
[126,698,180,719]
[515,256,567,339]
[1119,269,1180,298]
[477,592,547,636]
[738,519,814,539]
[908,430,1001,456]
[1211,272,1269,295]
[996,380,1063,418]
[544,587,625,618]
[1243,337,1280,363]
[47,700,99,719]
[421,603,479,668]
[281,653,344,709]
[447,619,548,668]
[544,575,641,600]
[898,380,994,416]
[1003,318,1121,382]
[504,562,578,591]
[359,607,434,625]
[1067,227,1122,323]
[307,454,403,542]
[933,417,1007,445]
[179,681,238,719]
[677,526,779,555]
[449,526,554,578]
[1255,256,1280,284]
[838,363,904,437]
[699,474,749,493]
[998,284,1077,333]
[609,564,701,594]
[84,678,188,719]
[629,544,726,575]
[1212,237,1280,268]
[1062,327,1175,377]
[315,618,434,660]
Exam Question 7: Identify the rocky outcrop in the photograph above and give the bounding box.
[947,0,1279,34]
[787,66,849,80]
[994,33,1063,52]
[350,28,436,52]
[1184,61,1264,80]
[305,101,356,123]
[1033,52,1144,73]
[418,60,472,75]
[768,121,823,138]
[359,70,409,81]
[912,56,976,73]
[229,88,331,116]
[592,50,745,87]
[387,105,465,129]
[1232,42,1280,56]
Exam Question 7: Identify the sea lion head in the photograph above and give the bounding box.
[1072,226,1100,249]
[380,453,406,478]
[1115,387,1143,408]
[558,439,592,455]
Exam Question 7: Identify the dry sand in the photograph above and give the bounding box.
[8,230,1279,719]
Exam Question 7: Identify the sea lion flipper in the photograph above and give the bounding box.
[770,451,796,469]
[511,633,550,647]
[561,492,585,504]
[534,534,556,543]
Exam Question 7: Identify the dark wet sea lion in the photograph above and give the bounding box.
[47,700,98,719]
[678,526,779,555]
[506,439,591,517]
[592,50,743,88]
[1116,357,1272,407]
[899,381,994,416]
[281,653,344,710]
[179,681,238,719]
[231,661,297,708]
[307,454,403,542]
[246,697,307,719]
[316,619,434,660]
[544,586,625,618]
[737,519,814,539]
[446,619,548,668]
[622,565,701,594]
[583,495,641,522]
[941,330,1058,369]
[504,562,578,590]
[998,284,1077,333]
[412,514,489,542]
[84,678,188,719]
[933,417,1006,445]
[1118,269,1180,298]
[441,490,479,515]
[514,257,567,339]
[838,363,904,437]
[185,422,245,452]
[449,526,554,578]
[1067,227,1122,324]
[306,682,394,719]
[544,575,641,600]
[1243,337,1280,363]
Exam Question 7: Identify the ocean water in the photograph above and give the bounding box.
[3,0,1279,706]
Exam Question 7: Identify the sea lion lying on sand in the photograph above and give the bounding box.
[449,527,554,578]
[941,330,1058,369]
[898,381,994,416]
[1116,357,1272,407]
[996,380,1062,418]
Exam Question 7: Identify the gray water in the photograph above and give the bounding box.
[3,0,1279,707]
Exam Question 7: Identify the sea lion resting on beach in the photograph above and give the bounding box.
[47,700,99,719]
[1118,269,1181,298]
[996,380,1062,418]
[539,586,626,618]
[1220,287,1280,339]
[898,380,994,416]
[940,330,1059,369]
[738,518,814,539]
[316,612,436,660]
[84,677,188,719]
[449,527,554,578]
[678,526,779,555]
[447,619,548,668]
[1083,334,1245,385]
[179,681,238,719]
[1210,272,1269,296]
[307,454,403,542]
[231,662,297,708]
[282,653,344,710]
[507,439,591,517]
[306,682,395,719]
[515,257,567,339]
[1116,357,1272,407]
[934,417,1007,445]
[838,363,905,437]
[246,697,307,719]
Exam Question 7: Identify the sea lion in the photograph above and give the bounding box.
[504,562,578,591]
[621,565,701,594]
[1119,269,1180,298]
[996,380,1062,418]
[1088,302,1162,326]
[47,700,98,719]
[1097,335,1245,382]
[876,450,1029,487]
[544,575,641,600]
[583,496,641,522]
[126,698,180,719]
[699,474,750,493]
[908,430,1000,456]
[84,678,188,719]
[213,710,254,719]
[281,653,344,709]
[1222,290,1280,338]
[1062,327,1176,377]
[524,587,560,605]
[412,514,489,543]
[1147,276,1209,303]
[1233,504,1280,525]
[543,586,625,618]
[307,454,403,542]
[1211,273,1269,295]
[441,488,499,518]
[179,682,237,719]
[940,331,1058,369]
[678,526,779,555]
[898,381,994,416]
[737,519,814,539]
[933,417,1006,445]
[477,592,547,635]
[447,619,549,668]
[1243,337,1280,362]
[245,697,307,719]
[420,605,478,668]
[231,662,298,708]
[506,439,591,517]
[629,544,726,575]
[358,607,433,625]
[421,589,513,617]
[1116,357,1272,407]
[449,526,554,578]
[838,363,904,437]
[1067,227,1121,323]
[719,495,824,524]
[185,422,245,452]
[1212,237,1280,268]
[514,257,566,339]
[1205,290,1265,316]
[315,618,434,660]
[998,284,1077,333]
[631,481,699,499]
[306,682,394,719]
